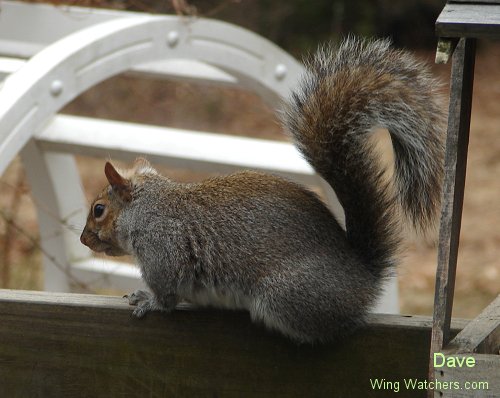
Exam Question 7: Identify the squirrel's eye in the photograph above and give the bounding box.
[93,204,105,218]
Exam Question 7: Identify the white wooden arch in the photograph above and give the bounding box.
[0,14,304,174]
[0,1,398,312]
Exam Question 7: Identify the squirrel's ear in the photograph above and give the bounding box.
[133,157,157,175]
[104,162,132,202]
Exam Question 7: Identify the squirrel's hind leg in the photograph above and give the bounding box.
[250,293,319,344]
[250,276,365,344]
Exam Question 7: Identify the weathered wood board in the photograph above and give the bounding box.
[432,297,500,397]
[435,354,499,397]
[436,3,500,38]
[445,295,500,355]
[449,1,500,4]
[430,37,476,372]
[0,289,468,398]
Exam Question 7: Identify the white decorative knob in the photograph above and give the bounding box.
[50,80,63,97]
[167,31,180,48]
[274,64,287,81]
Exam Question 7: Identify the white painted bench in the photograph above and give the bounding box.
[0,0,398,312]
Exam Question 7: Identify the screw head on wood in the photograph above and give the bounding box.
[50,80,63,97]
[274,64,287,81]
[167,31,180,48]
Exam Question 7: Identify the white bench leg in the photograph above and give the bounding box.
[21,139,89,292]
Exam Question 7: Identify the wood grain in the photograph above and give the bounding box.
[432,297,500,397]
[436,3,500,38]
[0,289,468,398]
[434,354,500,398]
[430,37,476,365]
[445,295,500,355]
[449,0,500,4]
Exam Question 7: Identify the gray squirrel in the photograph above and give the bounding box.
[80,37,445,343]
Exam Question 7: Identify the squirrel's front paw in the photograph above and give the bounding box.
[124,289,151,306]
[124,290,178,318]
[124,290,157,318]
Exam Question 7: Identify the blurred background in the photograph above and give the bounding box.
[1,0,499,318]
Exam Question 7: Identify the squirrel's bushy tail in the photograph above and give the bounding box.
[284,36,445,275]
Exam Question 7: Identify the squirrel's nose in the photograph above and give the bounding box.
[80,230,88,246]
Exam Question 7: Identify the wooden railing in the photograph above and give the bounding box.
[0,289,467,397]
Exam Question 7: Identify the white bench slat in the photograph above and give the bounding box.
[70,255,398,314]
[0,57,238,86]
[0,57,25,79]
[130,60,238,85]
[71,258,145,292]
[36,114,316,183]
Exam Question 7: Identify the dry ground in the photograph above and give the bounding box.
[0,44,498,319]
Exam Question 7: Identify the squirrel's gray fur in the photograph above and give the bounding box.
[81,36,445,344]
